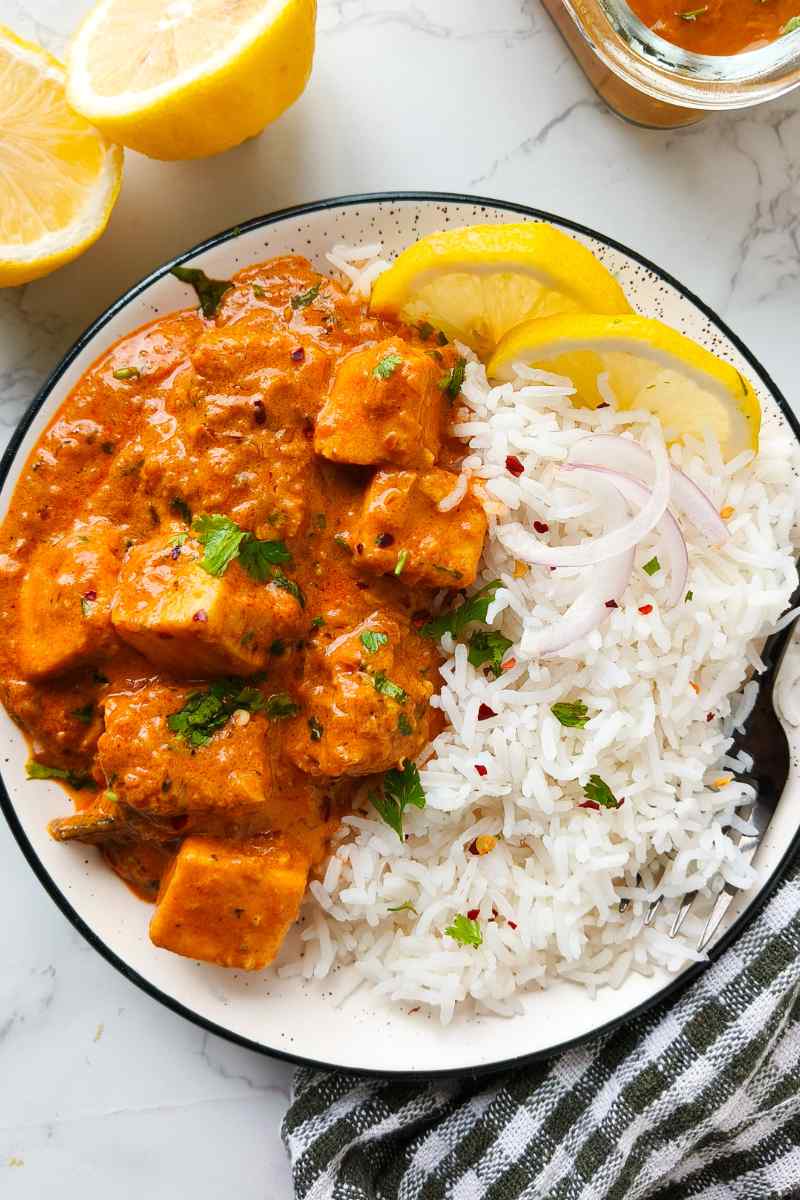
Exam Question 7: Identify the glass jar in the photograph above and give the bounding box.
[543,0,800,128]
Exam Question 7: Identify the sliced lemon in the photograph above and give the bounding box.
[67,0,316,161]
[369,222,631,356]
[0,25,122,288]
[488,313,760,458]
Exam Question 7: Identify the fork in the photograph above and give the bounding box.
[621,597,800,952]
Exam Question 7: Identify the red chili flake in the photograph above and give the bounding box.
[408,1007,420,1014]
[533,520,550,534]
[508,921,518,930]
[706,712,714,722]
[290,347,305,363]
[505,454,524,477]
[82,589,97,602]
[477,703,496,721]
[468,839,479,856]
[605,599,618,609]
[355,543,364,555]
[638,604,653,615]
[412,610,430,628]
[579,800,601,810]
[302,416,314,437]
[596,402,610,409]
[467,908,480,920]
[192,609,208,623]
[475,764,488,777]
[252,399,266,426]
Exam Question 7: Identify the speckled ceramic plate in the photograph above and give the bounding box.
[2,193,799,1077]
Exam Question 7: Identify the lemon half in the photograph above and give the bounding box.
[369,222,631,356]
[67,0,316,160]
[0,24,122,287]
[488,313,760,458]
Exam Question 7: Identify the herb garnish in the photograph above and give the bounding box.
[291,283,321,309]
[582,774,622,809]
[417,322,434,340]
[373,672,407,704]
[394,549,409,576]
[398,713,413,736]
[551,700,589,729]
[421,579,502,640]
[781,14,800,32]
[310,616,325,630]
[439,357,466,400]
[272,569,305,608]
[445,914,483,948]
[685,590,694,602]
[26,761,96,790]
[192,513,292,584]
[264,693,299,720]
[167,679,265,747]
[388,900,417,914]
[468,630,513,677]
[112,366,140,381]
[642,555,661,576]
[369,760,426,839]
[676,5,708,18]
[360,630,388,654]
[434,564,463,580]
[308,716,323,741]
[170,266,233,318]
[373,352,402,380]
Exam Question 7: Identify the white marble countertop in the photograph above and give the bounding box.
[1,1,798,1196]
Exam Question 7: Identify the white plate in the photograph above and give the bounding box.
[2,193,799,1077]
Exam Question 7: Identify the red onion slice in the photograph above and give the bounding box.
[498,432,671,568]
[566,465,689,606]
[521,547,634,657]
[567,434,728,545]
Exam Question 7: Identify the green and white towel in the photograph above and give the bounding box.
[283,864,800,1199]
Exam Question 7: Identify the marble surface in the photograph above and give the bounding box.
[0,1,798,1196]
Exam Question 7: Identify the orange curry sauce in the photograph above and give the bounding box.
[626,0,799,54]
[0,255,488,971]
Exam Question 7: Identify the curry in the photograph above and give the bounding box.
[626,0,800,55]
[0,255,487,971]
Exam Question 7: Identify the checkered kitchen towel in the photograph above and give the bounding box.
[282,864,800,1199]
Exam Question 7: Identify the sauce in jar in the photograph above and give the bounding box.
[626,0,800,54]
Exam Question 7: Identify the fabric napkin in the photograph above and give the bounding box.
[282,863,800,1199]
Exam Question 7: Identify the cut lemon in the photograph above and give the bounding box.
[488,313,760,458]
[67,0,316,161]
[369,223,631,356]
[0,25,122,288]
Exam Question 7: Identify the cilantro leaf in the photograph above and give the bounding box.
[373,353,402,380]
[167,679,265,747]
[272,569,305,608]
[265,693,299,720]
[677,4,708,17]
[291,283,321,309]
[551,700,590,729]
[193,514,247,576]
[170,266,233,318]
[370,760,425,839]
[112,366,139,381]
[438,357,466,400]
[582,774,622,809]
[238,536,292,580]
[445,914,483,948]
[642,555,660,576]
[360,630,388,654]
[398,713,413,736]
[468,630,513,677]
[26,761,96,790]
[782,14,800,32]
[373,672,407,704]
[421,580,502,640]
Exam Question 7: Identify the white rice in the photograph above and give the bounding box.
[276,247,800,1022]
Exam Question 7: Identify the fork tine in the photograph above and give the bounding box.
[618,897,631,914]
[643,864,669,926]
[670,891,697,938]
[697,889,734,953]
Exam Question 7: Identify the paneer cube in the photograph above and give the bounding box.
[315,339,442,469]
[18,518,122,679]
[149,833,311,970]
[353,468,487,589]
[111,532,303,676]
[288,610,437,777]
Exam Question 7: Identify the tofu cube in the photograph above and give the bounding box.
[149,833,311,970]
[353,468,487,589]
[315,339,442,469]
[18,518,122,679]
[111,532,303,676]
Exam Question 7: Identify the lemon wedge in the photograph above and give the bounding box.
[0,25,122,288]
[369,223,631,356]
[488,313,760,458]
[67,0,316,160]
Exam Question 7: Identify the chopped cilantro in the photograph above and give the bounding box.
[468,630,513,677]
[170,265,232,318]
[252,284,266,298]
[272,569,305,608]
[112,366,139,381]
[370,760,425,839]
[421,579,502,641]
[373,672,407,704]
[360,630,388,654]
[265,693,299,720]
[388,900,417,914]
[167,679,265,747]
[676,4,708,17]
[782,15,800,32]
[445,914,483,948]
[398,713,413,736]
[582,774,622,809]
[238,535,292,580]
[308,716,323,741]
[192,513,292,583]
[394,549,409,576]
[551,700,589,729]
[26,761,96,790]
[291,283,321,309]
[438,357,466,400]
[310,616,325,630]
[685,590,694,602]
[373,352,402,380]
[642,555,661,576]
